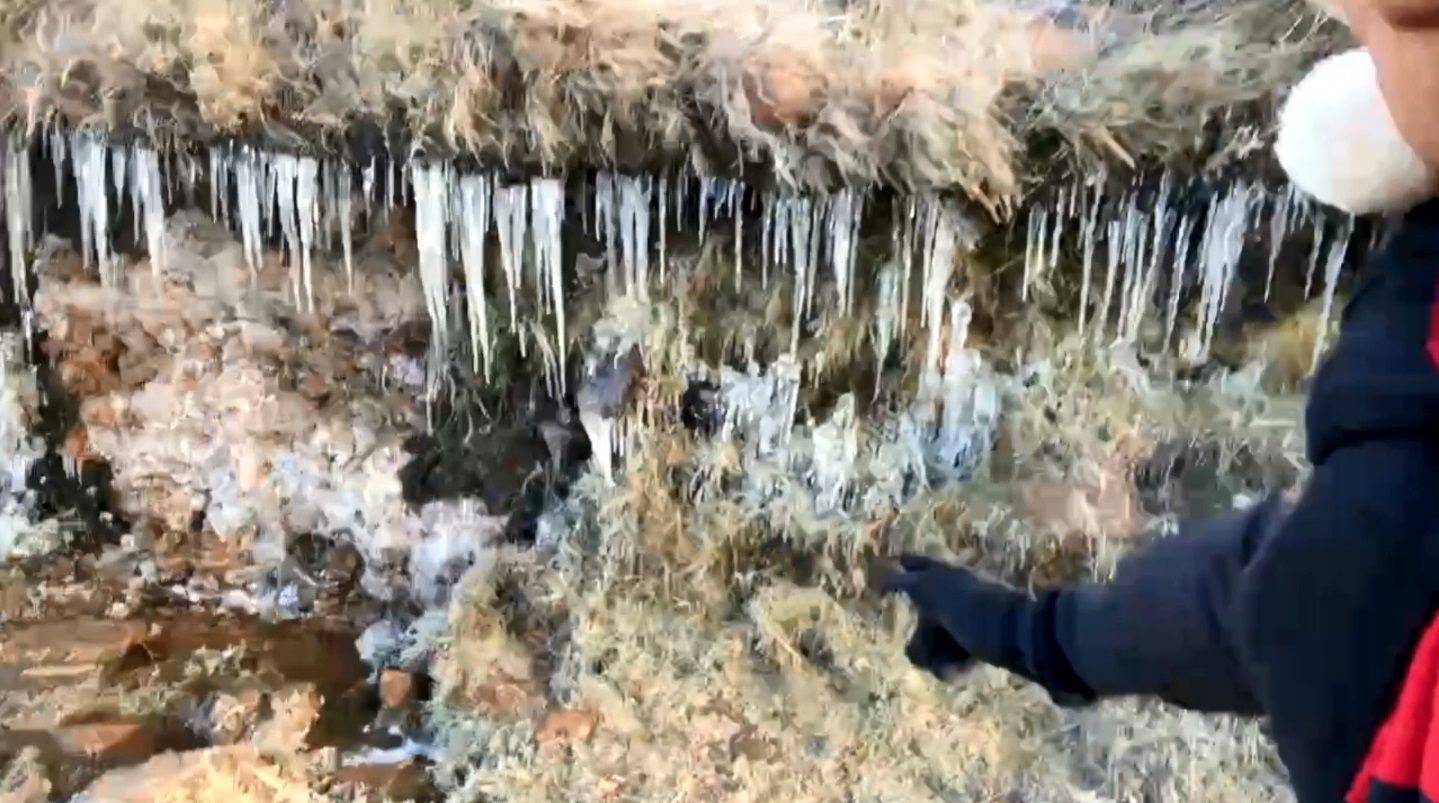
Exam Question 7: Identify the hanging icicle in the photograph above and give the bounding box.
[1312,216,1356,371]
[825,189,863,315]
[1163,214,1197,354]
[412,161,453,366]
[616,174,652,299]
[1077,184,1102,338]
[1265,187,1292,301]
[1194,183,1253,357]
[4,137,33,307]
[132,145,167,276]
[493,180,528,343]
[734,183,747,294]
[235,147,265,277]
[335,162,354,292]
[1303,216,1327,299]
[456,174,493,379]
[71,131,114,285]
[594,172,617,296]
[295,157,320,312]
[531,177,567,392]
[658,172,669,286]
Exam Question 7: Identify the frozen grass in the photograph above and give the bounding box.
[421,251,1307,801]
[0,0,1335,209]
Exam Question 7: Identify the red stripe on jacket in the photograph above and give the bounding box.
[1348,614,1439,802]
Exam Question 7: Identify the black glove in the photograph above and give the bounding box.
[882,554,1094,706]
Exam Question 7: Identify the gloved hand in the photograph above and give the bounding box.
[882,554,1094,705]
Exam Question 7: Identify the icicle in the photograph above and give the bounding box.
[804,198,824,321]
[1077,199,1098,338]
[128,146,144,243]
[363,158,377,223]
[182,155,198,209]
[762,192,776,291]
[594,172,617,296]
[1127,173,1175,343]
[873,265,899,398]
[219,148,233,232]
[295,157,320,313]
[1195,183,1253,356]
[936,298,984,470]
[132,146,167,276]
[1120,203,1154,343]
[699,177,715,242]
[658,172,669,286]
[110,146,127,212]
[675,168,688,233]
[1048,198,1063,273]
[1265,187,1291,301]
[235,148,264,276]
[617,174,652,299]
[825,189,861,315]
[48,126,67,209]
[162,144,174,206]
[531,177,567,391]
[920,200,961,384]
[387,158,397,212]
[1114,194,1141,344]
[457,174,493,380]
[72,131,114,284]
[1163,214,1197,353]
[336,163,354,293]
[788,197,816,354]
[4,136,34,306]
[1021,209,1040,302]
[1304,216,1327,298]
[320,160,336,253]
[261,153,277,240]
[734,183,746,294]
[1094,220,1121,347]
[899,197,917,341]
[576,172,591,235]
[493,181,527,337]
[1312,216,1356,371]
[209,146,223,220]
[270,154,303,305]
[412,162,452,363]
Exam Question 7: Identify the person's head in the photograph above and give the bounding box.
[1274,1,1439,214]
[1341,0,1439,170]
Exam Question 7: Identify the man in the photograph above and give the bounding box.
[884,3,1439,801]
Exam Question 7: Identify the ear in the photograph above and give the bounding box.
[1274,48,1436,216]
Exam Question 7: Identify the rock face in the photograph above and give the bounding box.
[0,9,1340,793]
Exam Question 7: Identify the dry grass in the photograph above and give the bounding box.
[0,0,1333,213]
[415,242,1308,801]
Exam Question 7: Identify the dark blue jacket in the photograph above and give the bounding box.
[1031,199,1439,803]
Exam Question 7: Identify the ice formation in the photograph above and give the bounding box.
[0,129,1369,560]
[26,209,509,607]
[4,136,33,305]
[0,331,50,559]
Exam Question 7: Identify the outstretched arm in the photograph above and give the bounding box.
[885,495,1288,714]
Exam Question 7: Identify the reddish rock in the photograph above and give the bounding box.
[50,719,157,763]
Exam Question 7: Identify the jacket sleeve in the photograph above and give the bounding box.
[1029,496,1287,714]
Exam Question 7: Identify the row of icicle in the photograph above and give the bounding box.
[1021,174,1358,368]
[0,127,1364,390]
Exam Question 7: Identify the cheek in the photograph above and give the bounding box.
[1372,38,1439,168]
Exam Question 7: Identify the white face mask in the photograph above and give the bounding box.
[1275,47,1436,216]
